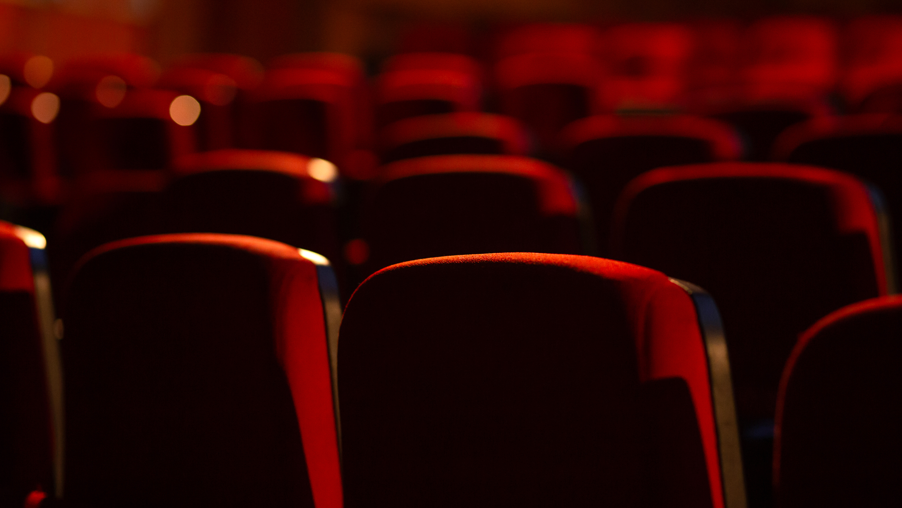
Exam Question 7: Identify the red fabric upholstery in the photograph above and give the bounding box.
[339,253,727,508]
[379,112,529,163]
[0,222,53,508]
[560,114,740,255]
[613,162,887,506]
[61,234,341,508]
[739,16,838,94]
[774,295,902,507]
[841,16,902,108]
[362,155,584,273]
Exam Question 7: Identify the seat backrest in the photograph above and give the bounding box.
[0,223,58,507]
[60,234,342,508]
[495,52,602,153]
[375,68,481,126]
[774,296,902,507]
[165,149,340,259]
[361,155,585,273]
[338,252,745,508]
[775,114,902,279]
[560,114,741,254]
[379,112,529,163]
[613,162,889,423]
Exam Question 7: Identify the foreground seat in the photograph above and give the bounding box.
[774,296,902,508]
[0,222,58,507]
[611,162,892,506]
[338,252,745,508]
[58,234,342,508]
[360,155,587,274]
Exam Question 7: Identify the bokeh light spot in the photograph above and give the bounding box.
[31,92,60,124]
[24,56,53,88]
[343,239,370,266]
[308,158,338,183]
[96,75,127,108]
[170,95,201,126]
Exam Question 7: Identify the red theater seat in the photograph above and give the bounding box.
[338,253,745,508]
[50,55,162,178]
[360,155,586,273]
[0,223,58,507]
[164,150,342,273]
[249,56,372,178]
[740,17,838,94]
[266,53,373,164]
[774,296,902,508]
[376,66,481,127]
[495,52,602,154]
[601,23,695,111]
[378,112,529,163]
[612,162,891,506]
[560,114,741,255]
[686,17,837,161]
[773,114,902,274]
[840,16,902,110]
[59,234,342,508]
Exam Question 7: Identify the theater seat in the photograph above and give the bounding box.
[375,65,481,127]
[560,114,741,255]
[59,234,342,508]
[378,112,529,163]
[163,150,344,292]
[773,114,902,272]
[611,162,891,507]
[0,222,58,507]
[774,296,902,508]
[495,52,602,154]
[338,252,745,508]
[360,155,587,274]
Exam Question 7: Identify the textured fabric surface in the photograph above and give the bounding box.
[339,253,719,508]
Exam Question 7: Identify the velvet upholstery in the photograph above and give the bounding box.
[774,296,902,507]
[60,234,341,508]
[338,253,735,508]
